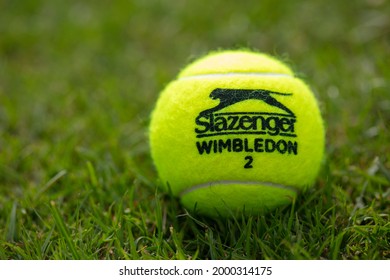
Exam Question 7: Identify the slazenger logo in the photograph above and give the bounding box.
[194,88,299,159]
[195,88,296,138]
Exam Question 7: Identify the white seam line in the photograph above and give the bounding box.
[179,180,299,197]
[178,72,293,80]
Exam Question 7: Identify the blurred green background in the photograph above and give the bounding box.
[0,0,389,259]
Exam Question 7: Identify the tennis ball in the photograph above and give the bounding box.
[149,50,325,218]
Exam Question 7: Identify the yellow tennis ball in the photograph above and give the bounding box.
[149,50,325,218]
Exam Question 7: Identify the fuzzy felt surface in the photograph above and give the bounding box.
[180,181,297,218]
[149,51,325,217]
[179,50,293,78]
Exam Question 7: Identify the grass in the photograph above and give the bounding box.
[0,0,389,260]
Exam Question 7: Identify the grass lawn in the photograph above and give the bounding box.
[0,0,389,259]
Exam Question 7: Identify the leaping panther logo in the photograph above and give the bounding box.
[199,88,295,117]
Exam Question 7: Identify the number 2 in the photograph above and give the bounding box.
[244,156,253,169]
